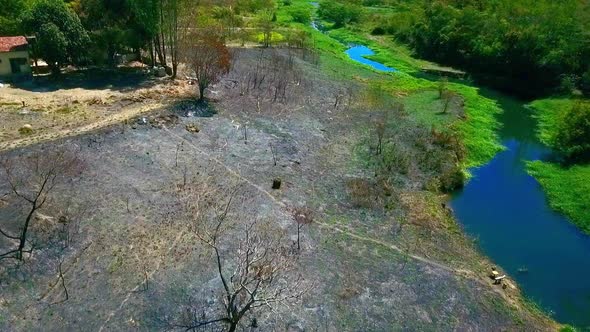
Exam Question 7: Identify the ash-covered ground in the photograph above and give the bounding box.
[0,49,554,331]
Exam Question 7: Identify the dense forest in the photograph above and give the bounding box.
[319,0,590,97]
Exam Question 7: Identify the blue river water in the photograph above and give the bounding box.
[344,46,590,328]
[345,46,396,72]
[450,94,590,328]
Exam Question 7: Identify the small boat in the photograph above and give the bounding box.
[517,267,529,273]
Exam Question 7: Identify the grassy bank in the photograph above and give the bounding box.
[527,98,590,233]
[527,161,590,233]
[277,2,503,170]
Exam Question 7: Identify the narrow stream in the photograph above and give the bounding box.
[344,45,590,327]
[345,46,396,72]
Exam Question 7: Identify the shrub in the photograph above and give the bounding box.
[552,102,590,161]
[346,178,375,208]
[318,1,361,28]
[371,26,385,35]
[381,142,410,175]
[558,74,577,95]
[288,6,311,24]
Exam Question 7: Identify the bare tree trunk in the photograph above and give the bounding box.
[154,37,165,66]
[159,0,167,66]
[16,203,37,260]
[149,40,156,67]
[170,0,179,78]
[198,81,206,101]
[297,224,301,250]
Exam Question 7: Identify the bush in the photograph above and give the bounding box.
[558,74,577,95]
[288,6,311,24]
[318,1,361,28]
[371,26,385,35]
[552,102,590,161]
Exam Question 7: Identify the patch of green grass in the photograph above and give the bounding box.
[560,325,578,332]
[528,97,576,146]
[450,83,502,169]
[402,90,453,128]
[527,161,590,234]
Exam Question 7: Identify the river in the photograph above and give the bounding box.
[450,91,590,328]
[344,45,590,328]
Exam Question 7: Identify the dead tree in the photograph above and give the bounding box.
[0,149,83,261]
[373,112,388,156]
[438,76,448,99]
[292,207,313,251]
[182,32,232,101]
[441,90,455,114]
[172,183,307,332]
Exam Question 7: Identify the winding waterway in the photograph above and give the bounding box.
[450,92,590,328]
[344,45,590,328]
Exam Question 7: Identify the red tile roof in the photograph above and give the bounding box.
[0,36,28,53]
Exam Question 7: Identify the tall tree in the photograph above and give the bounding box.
[79,0,159,66]
[22,0,90,69]
[182,33,231,101]
[37,23,68,74]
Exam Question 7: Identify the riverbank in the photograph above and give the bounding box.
[527,98,590,233]
[295,21,504,171]
[276,1,557,329]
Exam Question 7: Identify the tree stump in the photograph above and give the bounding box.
[272,178,281,189]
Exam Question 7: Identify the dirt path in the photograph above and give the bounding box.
[0,102,164,152]
[160,126,519,305]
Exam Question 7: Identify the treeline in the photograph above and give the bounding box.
[384,0,590,96]
[0,0,277,75]
[321,0,590,97]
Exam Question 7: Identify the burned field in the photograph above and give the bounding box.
[0,49,554,331]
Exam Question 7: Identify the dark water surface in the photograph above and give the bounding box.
[451,92,590,327]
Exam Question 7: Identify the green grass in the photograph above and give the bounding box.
[528,97,575,146]
[402,90,454,128]
[527,161,590,233]
[526,97,590,233]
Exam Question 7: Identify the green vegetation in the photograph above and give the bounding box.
[527,161,590,233]
[22,0,90,71]
[317,0,361,28]
[0,0,27,35]
[275,3,502,170]
[527,98,590,232]
[358,0,590,97]
[531,98,590,160]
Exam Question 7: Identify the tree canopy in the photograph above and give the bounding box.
[370,0,590,96]
[22,0,90,67]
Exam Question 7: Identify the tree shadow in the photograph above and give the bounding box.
[10,67,161,93]
[171,98,218,118]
